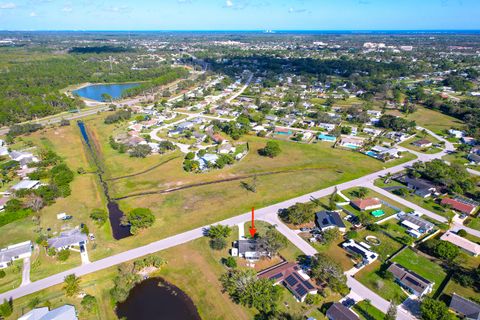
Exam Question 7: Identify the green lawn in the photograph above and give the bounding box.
[355,228,404,262]
[392,248,447,295]
[0,260,22,294]
[353,300,385,320]
[465,217,480,231]
[356,261,408,302]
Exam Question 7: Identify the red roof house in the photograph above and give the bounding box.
[351,197,382,211]
[441,198,477,215]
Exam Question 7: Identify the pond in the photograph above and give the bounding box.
[116,278,201,320]
[73,83,140,101]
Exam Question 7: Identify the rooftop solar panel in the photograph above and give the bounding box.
[285,275,298,287]
[304,281,314,289]
[270,273,283,280]
[295,285,308,297]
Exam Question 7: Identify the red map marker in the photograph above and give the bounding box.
[249,207,256,237]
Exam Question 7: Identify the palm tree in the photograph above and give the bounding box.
[63,274,81,297]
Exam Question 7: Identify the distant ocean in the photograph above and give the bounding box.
[2,30,480,35]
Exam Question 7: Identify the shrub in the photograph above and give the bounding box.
[123,208,155,235]
[0,270,5,279]
[457,229,467,237]
[259,141,281,158]
[210,238,227,250]
[224,256,237,268]
[57,249,71,261]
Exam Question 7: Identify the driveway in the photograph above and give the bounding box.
[20,258,30,287]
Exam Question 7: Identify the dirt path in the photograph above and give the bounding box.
[107,155,182,181]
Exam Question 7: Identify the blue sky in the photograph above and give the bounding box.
[0,0,479,31]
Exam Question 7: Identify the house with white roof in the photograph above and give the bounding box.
[19,305,78,320]
[11,180,40,192]
[441,231,480,257]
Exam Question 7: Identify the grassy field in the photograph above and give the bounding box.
[356,261,408,302]
[388,106,463,135]
[353,300,385,320]
[392,248,447,295]
[355,228,404,262]
[0,260,22,294]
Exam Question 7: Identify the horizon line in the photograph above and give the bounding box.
[1,29,480,33]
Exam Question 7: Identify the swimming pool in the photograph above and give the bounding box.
[371,210,385,218]
[366,151,379,158]
[318,134,336,142]
[343,143,359,149]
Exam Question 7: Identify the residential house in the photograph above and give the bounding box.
[412,139,432,148]
[0,146,8,156]
[440,231,480,257]
[19,305,78,320]
[385,131,410,142]
[274,127,292,136]
[441,197,478,215]
[467,153,480,165]
[0,241,32,269]
[370,145,401,160]
[47,229,88,252]
[231,239,269,261]
[9,151,39,167]
[265,115,279,122]
[461,137,476,145]
[387,262,434,297]
[315,211,346,233]
[218,143,235,154]
[367,110,382,118]
[326,303,359,320]
[363,128,382,136]
[403,176,438,198]
[449,129,465,139]
[342,239,379,265]
[198,154,219,171]
[350,198,382,211]
[449,294,480,320]
[319,123,336,132]
[258,262,317,302]
[339,136,364,149]
[399,212,434,237]
[11,180,40,192]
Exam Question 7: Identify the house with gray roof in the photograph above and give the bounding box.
[449,293,480,320]
[387,262,434,297]
[0,241,32,269]
[326,302,359,320]
[47,229,87,251]
[315,211,346,233]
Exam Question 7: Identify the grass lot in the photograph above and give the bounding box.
[353,300,385,320]
[465,217,480,231]
[373,178,454,220]
[355,228,404,262]
[399,131,442,154]
[443,277,479,302]
[356,261,408,302]
[0,260,22,294]
[388,106,464,135]
[392,248,447,296]
[310,238,355,271]
[30,248,82,282]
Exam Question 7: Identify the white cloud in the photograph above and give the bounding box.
[0,2,16,9]
[62,6,73,12]
[29,11,37,16]
[225,0,233,7]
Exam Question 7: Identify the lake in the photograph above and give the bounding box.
[73,83,140,101]
[116,278,201,320]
